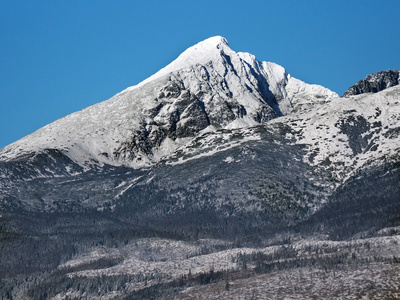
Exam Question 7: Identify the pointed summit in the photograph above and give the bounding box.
[170,35,233,67]
[176,36,230,59]
[192,35,230,49]
[135,36,233,88]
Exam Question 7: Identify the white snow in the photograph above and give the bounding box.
[223,156,235,163]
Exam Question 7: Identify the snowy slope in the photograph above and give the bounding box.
[286,85,400,182]
[165,85,400,186]
[0,36,337,168]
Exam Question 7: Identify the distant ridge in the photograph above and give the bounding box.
[342,69,399,97]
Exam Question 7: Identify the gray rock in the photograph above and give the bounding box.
[342,70,399,97]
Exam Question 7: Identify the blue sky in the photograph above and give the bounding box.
[1,0,399,149]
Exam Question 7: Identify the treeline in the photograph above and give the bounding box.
[20,267,225,300]
[17,239,400,300]
[234,243,400,275]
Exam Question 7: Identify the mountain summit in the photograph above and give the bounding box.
[0,36,337,168]
[134,36,231,86]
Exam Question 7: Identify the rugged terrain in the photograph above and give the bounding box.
[342,69,399,97]
[0,36,399,299]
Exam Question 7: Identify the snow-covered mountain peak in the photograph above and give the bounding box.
[0,36,338,168]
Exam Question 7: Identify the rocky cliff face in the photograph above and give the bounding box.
[342,70,399,97]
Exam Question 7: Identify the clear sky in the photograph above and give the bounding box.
[1,0,399,149]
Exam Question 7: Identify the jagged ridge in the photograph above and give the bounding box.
[342,69,400,97]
